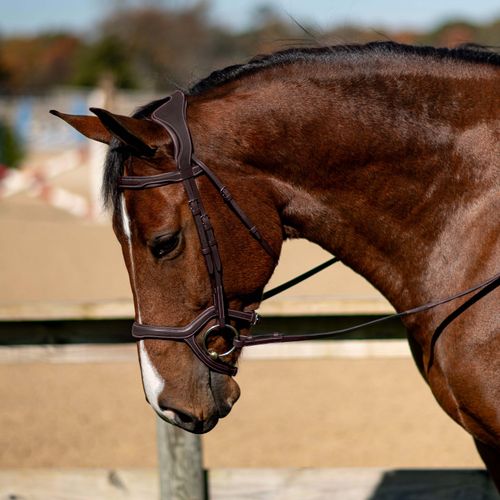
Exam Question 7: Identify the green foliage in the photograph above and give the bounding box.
[95,4,216,90]
[73,36,137,89]
[0,120,24,168]
[0,50,9,88]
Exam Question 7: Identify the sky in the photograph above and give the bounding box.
[1,0,499,35]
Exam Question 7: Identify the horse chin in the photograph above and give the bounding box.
[209,371,241,418]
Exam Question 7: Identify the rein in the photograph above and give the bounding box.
[119,90,499,376]
[236,271,500,347]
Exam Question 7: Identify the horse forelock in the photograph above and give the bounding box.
[102,96,172,214]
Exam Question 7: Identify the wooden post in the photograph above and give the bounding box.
[156,416,206,500]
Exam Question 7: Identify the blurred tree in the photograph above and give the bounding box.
[246,5,308,54]
[252,4,282,27]
[0,4,498,95]
[0,119,24,168]
[73,35,137,88]
[323,24,390,45]
[0,33,81,94]
[213,4,313,68]
[96,3,213,90]
[418,18,499,47]
[0,57,9,91]
[421,19,478,46]
[470,19,500,46]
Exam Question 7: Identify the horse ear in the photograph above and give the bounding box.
[89,108,168,156]
[49,110,112,145]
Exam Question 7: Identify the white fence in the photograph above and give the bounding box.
[0,89,160,154]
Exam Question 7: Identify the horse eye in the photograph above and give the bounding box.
[150,233,180,259]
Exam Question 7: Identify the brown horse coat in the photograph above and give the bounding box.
[52,42,500,483]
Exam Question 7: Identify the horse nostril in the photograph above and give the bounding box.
[156,403,217,433]
[161,409,177,424]
[173,409,198,425]
[158,403,199,425]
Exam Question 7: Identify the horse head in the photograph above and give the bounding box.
[51,93,283,433]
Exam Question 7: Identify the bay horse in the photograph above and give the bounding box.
[52,42,499,484]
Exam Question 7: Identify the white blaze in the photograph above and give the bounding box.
[120,195,141,322]
[121,194,171,419]
[139,340,167,417]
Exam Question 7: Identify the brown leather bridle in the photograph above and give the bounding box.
[119,91,500,376]
[119,91,278,375]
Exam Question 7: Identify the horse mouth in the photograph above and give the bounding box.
[151,372,239,434]
[154,406,220,434]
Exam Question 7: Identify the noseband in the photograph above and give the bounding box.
[119,91,500,377]
[119,91,277,376]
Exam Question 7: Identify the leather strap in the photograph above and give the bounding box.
[234,272,500,348]
[194,157,279,261]
[262,257,339,300]
[119,91,276,375]
[119,164,204,189]
[132,307,258,376]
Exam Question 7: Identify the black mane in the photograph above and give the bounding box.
[103,41,499,210]
[188,41,500,96]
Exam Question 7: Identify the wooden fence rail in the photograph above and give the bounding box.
[0,468,497,499]
[0,319,494,499]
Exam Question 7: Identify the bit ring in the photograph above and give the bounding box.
[202,324,239,359]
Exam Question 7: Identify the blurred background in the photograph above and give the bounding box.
[0,1,499,497]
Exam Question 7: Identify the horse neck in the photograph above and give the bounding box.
[190,60,498,311]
